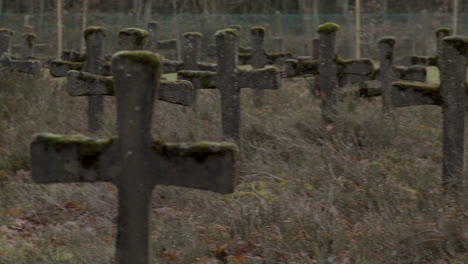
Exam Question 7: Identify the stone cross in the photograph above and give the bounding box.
[31,50,237,264]
[391,36,468,191]
[19,33,49,59]
[284,23,375,123]
[357,37,428,111]
[178,29,281,141]
[409,27,451,67]
[161,32,217,74]
[237,27,291,105]
[0,54,42,76]
[207,25,253,58]
[119,27,149,51]
[146,21,179,59]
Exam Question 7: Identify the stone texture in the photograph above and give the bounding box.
[31,51,237,264]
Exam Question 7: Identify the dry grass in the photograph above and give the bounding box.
[0,72,467,264]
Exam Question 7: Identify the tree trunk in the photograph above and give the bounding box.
[57,0,63,57]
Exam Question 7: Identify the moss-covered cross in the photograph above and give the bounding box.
[408,27,451,67]
[178,28,281,141]
[160,32,217,74]
[30,51,237,264]
[0,28,42,75]
[391,36,468,192]
[284,23,375,123]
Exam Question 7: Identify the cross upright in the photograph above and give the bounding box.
[178,29,281,141]
[146,21,179,59]
[391,36,468,191]
[284,23,374,123]
[31,50,237,264]
[0,28,14,56]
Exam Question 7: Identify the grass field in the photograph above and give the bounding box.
[0,70,466,263]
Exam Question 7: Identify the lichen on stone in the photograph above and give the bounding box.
[251,27,266,38]
[378,37,396,46]
[178,70,216,88]
[317,23,340,34]
[35,133,113,169]
[183,32,203,38]
[152,138,238,162]
[229,25,243,31]
[443,36,468,55]
[84,26,106,40]
[113,50,162,71]
[435,27,450,36]
[393,81,442,104]
[0,28,14,36]
[215,29,238,38]
[119,28,149,46]
[22,33,36,41]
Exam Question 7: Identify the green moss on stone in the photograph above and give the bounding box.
[183,32,203,38]
[36,133,113,169]
[84,26,106,40]
[0,28,14,36]
[119,28,149,46]
[393,81,442,104]
[22,33,36,41]
[229,25,243,31]
[378,37,395,46]
[113,51,162,71]
[178,70,216,88]
[435,27,450,36]
[317,23,340,34]
[215,29,238,38]
[443,36,468,55]
[334,55,347,65]
[152,139,238,162]
[251,27,266,38]
[53,60,84,71]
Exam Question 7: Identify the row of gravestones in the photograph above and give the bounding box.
[2,22,466,264]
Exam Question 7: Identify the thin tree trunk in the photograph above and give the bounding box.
[81,0,88,52]
[355,0,361,59]
[57,0,63,57]
[453,0,459,34]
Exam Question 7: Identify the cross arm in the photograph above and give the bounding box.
[338,58,374,79]
[162,59,183,73]
[238,68,281,90]
[410,56,438,66]
[392,81,441,107]
[30,133,117,184]
[0,56,42,75]
[284,59,319,77]
[177,70,217,90]
[266,52,292,65]
[152,140,238,194]
[394,66,427,82]
[50,60,83,77]
[66,71,194,106]
[158,39,178,50]
[197,62,217,72]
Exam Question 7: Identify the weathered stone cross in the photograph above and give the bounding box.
[409,27,451,67]
[161,32,217,74]
[146,21,179,59]
[284,23,374,123]
[0,28,42,76]
[19,33,49,59]
[31,51,237,264]
[391,36,468,191]
[356,37,428,111]
[179,29,281,141]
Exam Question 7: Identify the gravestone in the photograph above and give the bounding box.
[207,25,253,59]
[31,50,237,264]
[147,21,179,60]
[409,28,451,66]
[119,27,149,51]
[238,27,292,105]
[178,29,281,141]
[19,33,49,60]
[391,36,468,191]
[0,28,14,56]
[284,23,375,123]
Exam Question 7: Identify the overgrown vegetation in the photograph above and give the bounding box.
[0,71,466,263]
